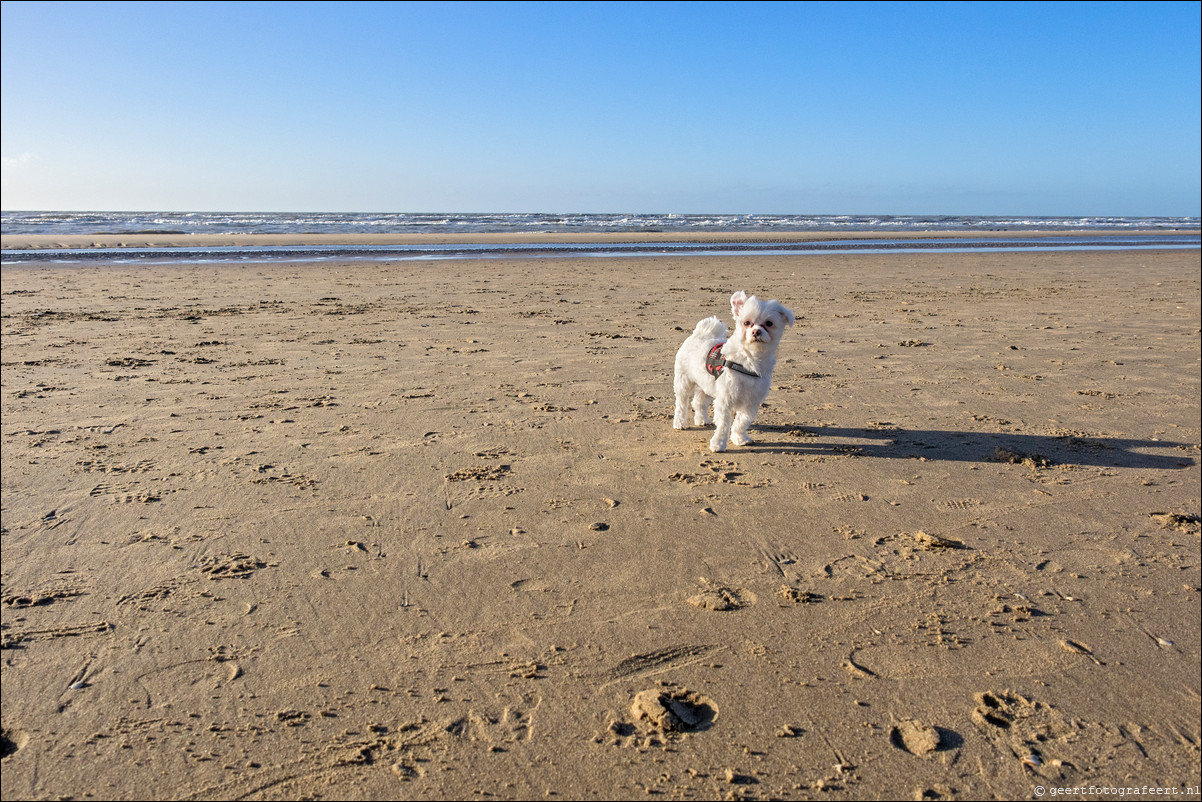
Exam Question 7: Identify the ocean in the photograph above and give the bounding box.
[2,211,1198,264]
[2,211,1198,237]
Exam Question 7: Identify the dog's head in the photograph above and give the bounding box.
[730,290,795,353]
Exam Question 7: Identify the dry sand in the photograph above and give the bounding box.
[1,243,1199,800]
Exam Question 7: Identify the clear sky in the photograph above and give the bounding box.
[2,0,1199,215]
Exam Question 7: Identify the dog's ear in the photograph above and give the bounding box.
[730,291,748,319]
[777,303,796,327]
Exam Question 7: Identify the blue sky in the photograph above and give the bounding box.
[2,1,1199,215]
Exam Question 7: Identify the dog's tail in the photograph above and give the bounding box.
[693,316,728,340]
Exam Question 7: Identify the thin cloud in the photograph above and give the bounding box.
[1,152,39,168]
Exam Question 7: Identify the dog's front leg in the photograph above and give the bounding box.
[709,397,733,452]
[730,409,756,446]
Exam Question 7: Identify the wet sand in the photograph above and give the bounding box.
[1,246,1199,799]
[3,228,1197,251]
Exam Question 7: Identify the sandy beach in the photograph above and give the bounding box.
[1,242,1199,800]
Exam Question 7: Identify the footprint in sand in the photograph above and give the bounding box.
[1,727,26,760]
[630,687,717,733]
[686,583,755,611]
[968,690,1108,779]
[197,553,269,580]
[600,685,718,747]
[939,498,983,511]
[1150,512,1201,534]
[889,719,952,757]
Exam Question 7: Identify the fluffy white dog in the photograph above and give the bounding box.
[673,290,795,452]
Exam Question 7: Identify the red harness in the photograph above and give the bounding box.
[705,343,759,378]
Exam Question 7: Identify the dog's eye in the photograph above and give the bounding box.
[764,320,773,327]
[743,320,752,327]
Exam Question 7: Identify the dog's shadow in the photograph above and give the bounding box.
[744,424,1194,470]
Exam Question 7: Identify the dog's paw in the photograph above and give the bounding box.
[709,436,728,453]
[731,432,753,447]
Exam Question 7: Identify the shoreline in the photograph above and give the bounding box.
[3,227,1199,251]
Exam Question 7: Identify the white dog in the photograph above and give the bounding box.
[673,290,795,452]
